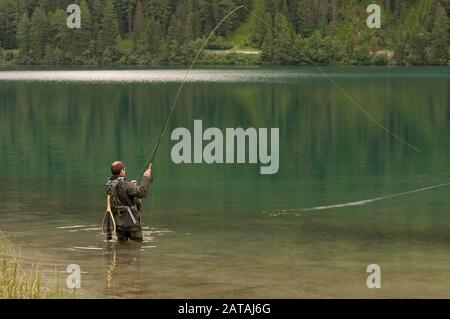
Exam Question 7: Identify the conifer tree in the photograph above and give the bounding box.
[77,0,92,55]
[29,7,47,63]
[296,0,312,36]
[430,3,448,65]
[16,13,30,56]
[98,0,121,54]
[133,0,147,54]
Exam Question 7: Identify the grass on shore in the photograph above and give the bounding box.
[0,232,68,299]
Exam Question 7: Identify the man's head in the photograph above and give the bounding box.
[111,161,126,176]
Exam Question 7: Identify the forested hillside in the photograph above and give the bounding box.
[0,0,448,66]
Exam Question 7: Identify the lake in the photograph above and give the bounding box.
[0,67,449,298]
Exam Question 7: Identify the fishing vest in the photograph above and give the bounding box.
[106,176,127,210]
[106,177,141,228]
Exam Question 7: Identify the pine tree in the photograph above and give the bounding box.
[29,7,48,63]
[16,13,30,55]
[261,12,274,62]
[281,0,289,18]
[198,0,215,36]
[0,0,27,49]
[158,0,172,30]
[184,12,195,45]
[47,10,66,49]
[273,13,295,64]
[91,0,104,39]
[261,29,274,62]
[215,0,236,36]
[98,0,121,54]
[407,30,430,65]
[166,14,183,61]
[78,0,92,55]
[430,3,448,65]
[296,0,312,36]
[114,0,136,34]
[133,0,147,54]
[147,0,171,31]
[147,17,162,56]
[126,0,135,33]
[252,0,270,47]
[46,9,66,64]
[265,0,278,17]
[330,0,337,28]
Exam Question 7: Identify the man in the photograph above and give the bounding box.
[105,161,153,242]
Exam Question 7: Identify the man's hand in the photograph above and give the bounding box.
[144,164,152,178]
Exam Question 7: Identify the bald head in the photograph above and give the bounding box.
[111,161,125,176]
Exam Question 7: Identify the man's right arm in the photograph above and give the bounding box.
[127,176,151,199]
[127,165,153,199]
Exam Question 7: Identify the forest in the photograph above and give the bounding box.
[0,0,448,66]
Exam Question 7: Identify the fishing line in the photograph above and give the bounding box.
[265,182,450,216]
[133,5,422,228]
[244,8,421,152]
[147,176,157,227]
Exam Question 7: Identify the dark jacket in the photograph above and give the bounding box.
[105,175,152,231]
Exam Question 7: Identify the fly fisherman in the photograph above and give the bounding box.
[105,161,153,242]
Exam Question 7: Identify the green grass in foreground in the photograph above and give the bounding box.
[0,232,69,299]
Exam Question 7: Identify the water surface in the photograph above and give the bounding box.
[0,67,449,298]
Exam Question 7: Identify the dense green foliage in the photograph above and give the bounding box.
[0,0,448,65]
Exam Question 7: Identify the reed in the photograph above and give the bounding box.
[0,232,67,299]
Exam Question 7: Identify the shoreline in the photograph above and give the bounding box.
[1,64,449,70]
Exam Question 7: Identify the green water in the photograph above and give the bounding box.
[0,67,449,298]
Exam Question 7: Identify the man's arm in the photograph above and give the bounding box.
[126,165,153,199]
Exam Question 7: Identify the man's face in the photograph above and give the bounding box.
[120,168,126,176]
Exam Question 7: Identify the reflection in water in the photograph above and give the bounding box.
[100,227,165,298]
[103,241,143,298]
